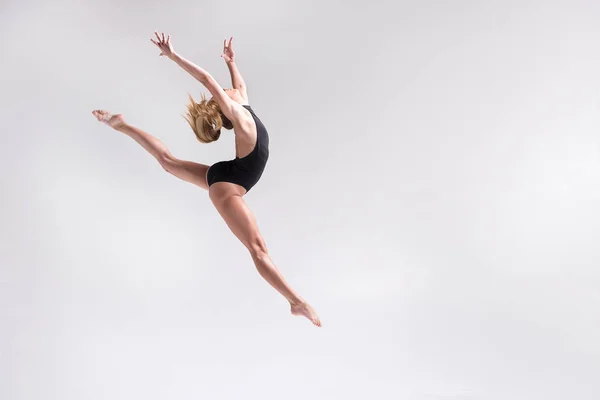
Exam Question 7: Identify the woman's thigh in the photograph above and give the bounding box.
[160,155,210,190]
[208,182,261,249]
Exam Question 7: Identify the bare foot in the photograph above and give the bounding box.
[92,109,126,129]
[291,301,322,327]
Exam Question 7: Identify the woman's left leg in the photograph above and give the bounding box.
[92,110,210,189]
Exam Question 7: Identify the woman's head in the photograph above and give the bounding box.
[183,93,233,143]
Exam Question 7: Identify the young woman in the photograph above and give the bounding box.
[92,33,321,327]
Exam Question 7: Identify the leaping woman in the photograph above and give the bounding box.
[92,32,321,326]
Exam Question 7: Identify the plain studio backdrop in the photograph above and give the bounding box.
[1,0,599,399]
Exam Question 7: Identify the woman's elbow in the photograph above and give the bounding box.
[196,74,211,85]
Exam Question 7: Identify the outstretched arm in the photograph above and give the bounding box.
[150,32,240,121]
[221,37,248,101]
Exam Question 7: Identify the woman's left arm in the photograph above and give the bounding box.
[151,32,210,83]
[151,32,240,120]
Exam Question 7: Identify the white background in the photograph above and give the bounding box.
[1,1,599,399]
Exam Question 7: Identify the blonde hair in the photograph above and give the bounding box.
[183,93,225,143]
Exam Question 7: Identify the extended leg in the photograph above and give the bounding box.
[209,182,321,326]
[92,110,210,189]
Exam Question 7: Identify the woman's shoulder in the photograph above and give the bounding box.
[232,105,256,135]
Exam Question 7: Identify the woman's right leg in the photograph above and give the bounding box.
[209,182,322,326]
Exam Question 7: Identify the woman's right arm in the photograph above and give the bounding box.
[221,37,248,101]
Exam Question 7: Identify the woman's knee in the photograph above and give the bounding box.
[158,152,176,172]
[248,236,268,259]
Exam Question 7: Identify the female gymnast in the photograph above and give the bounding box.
[92,33,321,327]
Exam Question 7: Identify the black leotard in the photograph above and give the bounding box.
[206,105,270,192]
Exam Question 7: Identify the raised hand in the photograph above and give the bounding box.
[150,31,175,58]
[221,36,235,63]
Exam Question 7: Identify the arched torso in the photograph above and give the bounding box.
[233,104,258,158]
[207,103,270,193]
[206,105,269,193]
[233,104,269,164]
